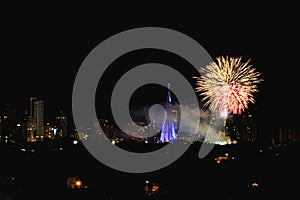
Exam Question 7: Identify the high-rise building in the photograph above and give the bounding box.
[26,116,36,142]
[159,83,177,143]
[29,97,38,117]
[27,97,44,142]
[56,110,67,139]
[226,111,258,143]
[34,99,44,141]
[272,128,300,145]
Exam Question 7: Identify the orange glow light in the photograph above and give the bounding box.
[75,180,82,188]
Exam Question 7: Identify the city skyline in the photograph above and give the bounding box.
[2,93,300,146]
[0,96,68,144]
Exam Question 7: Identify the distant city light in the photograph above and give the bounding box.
[75,180,82,188]
[250,182,259,188]
[152,185,159,192]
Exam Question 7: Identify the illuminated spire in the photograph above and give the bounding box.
[159,83,177,143]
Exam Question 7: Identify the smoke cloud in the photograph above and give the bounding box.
[123,103,234,144]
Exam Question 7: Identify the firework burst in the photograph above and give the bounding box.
[194,56,263,115]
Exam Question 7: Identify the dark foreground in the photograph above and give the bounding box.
[1,140,299,199]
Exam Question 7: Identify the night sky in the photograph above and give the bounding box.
[2,3,299,133]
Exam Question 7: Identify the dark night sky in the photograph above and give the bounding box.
[2,3,299,133]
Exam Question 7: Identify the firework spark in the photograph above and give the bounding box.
[194,56,263,115]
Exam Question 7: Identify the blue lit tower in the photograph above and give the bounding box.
[159,83,177,143]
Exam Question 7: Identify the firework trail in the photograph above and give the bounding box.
[194,56,263,115]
